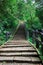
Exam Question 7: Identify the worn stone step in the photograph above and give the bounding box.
[2,45,31,48]
[0,57,13,61]
[0,52,38,56]
[0,62,42,65]
[5,43,30,46]
[0,56,41,63]
[7,40,28,43]
[7,41,28,43]
[5,41,29,45]
[14,57,41,63]
[0,47,36,52]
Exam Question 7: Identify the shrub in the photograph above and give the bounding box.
[32,17,42,29]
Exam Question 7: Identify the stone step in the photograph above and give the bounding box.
[14,56,41,63]
[7,40,28,43]
[7,42,28,44]
[5,43,30,45]
[2,45,31,48]
[0,52,38,56]
[0,47,36,52]
[6,42,28,44]
[0,62,42,65]
[5,43,31,46]
[0,56,41,63]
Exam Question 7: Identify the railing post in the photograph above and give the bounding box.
[5,31,10,41]
[41,32,43,55]
[32,29,35,43]
[41,29,43,33]
[35,30,39,48]
[35,30,38,37]
[26,29,30,39]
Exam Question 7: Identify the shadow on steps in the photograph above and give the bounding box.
[14,23,26,40]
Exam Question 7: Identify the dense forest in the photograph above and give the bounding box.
[0,0,43,60]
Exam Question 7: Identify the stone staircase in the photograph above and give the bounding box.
[0,24,42,65]
[0,40,42,65]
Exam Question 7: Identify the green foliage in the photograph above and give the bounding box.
[0,0,19,45]
[32,17,42,29]
[0,0,43,46]
[35,0,43,28]
[23,0,42,30]
[36,8,43,28]
[23,0,36,29]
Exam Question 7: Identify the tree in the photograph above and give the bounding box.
[23,0,42,30]
[23,0,36,29]
[36,0,43,28]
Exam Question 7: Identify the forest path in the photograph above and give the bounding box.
[0,23,42,65]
